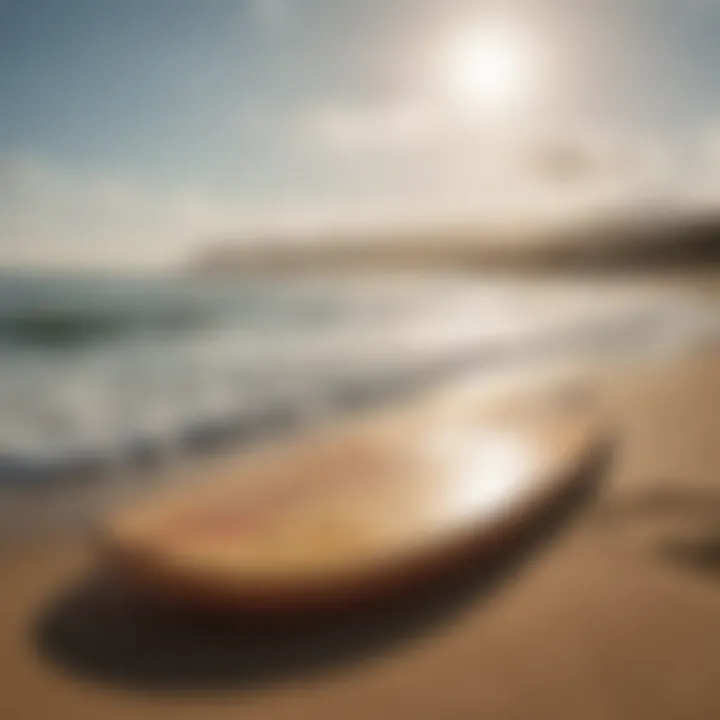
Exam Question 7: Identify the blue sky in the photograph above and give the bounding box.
[2,0,720,267]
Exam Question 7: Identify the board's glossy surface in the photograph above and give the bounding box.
[103,393,608,611]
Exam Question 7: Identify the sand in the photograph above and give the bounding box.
[1,349,719,720]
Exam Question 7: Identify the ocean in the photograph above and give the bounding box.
[0,271,716,494]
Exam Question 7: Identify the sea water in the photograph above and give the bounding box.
[0,271,716,491]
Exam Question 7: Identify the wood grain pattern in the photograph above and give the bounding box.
[102,392,608,612]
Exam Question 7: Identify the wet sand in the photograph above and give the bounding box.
[1,347,719,719]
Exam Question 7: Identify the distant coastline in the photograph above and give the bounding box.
[193,213,720,276]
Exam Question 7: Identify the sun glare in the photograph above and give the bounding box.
[446,22,535,113]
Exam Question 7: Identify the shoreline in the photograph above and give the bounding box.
[0,338,700,548]
[0,321,715,544]
[1,266,719,717]
[1,346,719,718]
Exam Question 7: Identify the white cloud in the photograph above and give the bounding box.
[0,156,254,268]
[308,101,445,153]
[304,96,691,227]
[2,112,718,269]
[0,154,417,268]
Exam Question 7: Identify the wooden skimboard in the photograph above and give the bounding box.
[102,391,609,612]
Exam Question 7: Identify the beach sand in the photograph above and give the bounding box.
[1,347,719,719]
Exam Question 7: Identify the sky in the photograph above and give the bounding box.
[2,0,720,267]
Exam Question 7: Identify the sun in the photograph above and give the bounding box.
[446,22,535,112]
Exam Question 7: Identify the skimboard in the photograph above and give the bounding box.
[102,389,609,612]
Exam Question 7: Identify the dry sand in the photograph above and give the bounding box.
[0,349,719,720]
